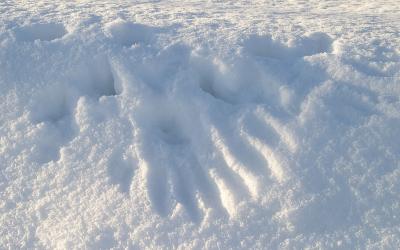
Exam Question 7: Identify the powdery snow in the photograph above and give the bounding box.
[1,0,400,249]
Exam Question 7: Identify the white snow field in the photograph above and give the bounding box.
[1,0,400,249]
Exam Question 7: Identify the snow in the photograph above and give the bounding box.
[1,0,400,249]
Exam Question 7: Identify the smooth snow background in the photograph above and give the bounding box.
[1,0,400,249]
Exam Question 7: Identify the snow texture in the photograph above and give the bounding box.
[1,0,400,249]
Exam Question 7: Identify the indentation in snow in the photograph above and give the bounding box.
[132,103,223,221]
[101,32,337,220]
[105,19,159,47]
[244,32,333,60]
[107,147,135,194]
[13,23,67,42]
[27,56,118,164]
[19,30,338,219]
[72,56,118,99]
[29,84,73,124]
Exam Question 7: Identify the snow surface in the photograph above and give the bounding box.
[1,0,400,249]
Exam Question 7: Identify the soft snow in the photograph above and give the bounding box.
[1,0,400,249]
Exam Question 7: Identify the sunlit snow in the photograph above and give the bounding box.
[1,0,399,249]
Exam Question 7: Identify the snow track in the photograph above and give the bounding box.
[1,1,400,249]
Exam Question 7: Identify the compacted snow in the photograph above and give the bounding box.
[1,0,400,249]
